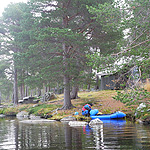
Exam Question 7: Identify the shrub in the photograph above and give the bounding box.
[113,88,150,106]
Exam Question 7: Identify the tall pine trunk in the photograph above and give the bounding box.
[13,68,18,105]
[0,91,1,104]
[70,86,79,99]
[25,85,28,97]
[37,88,41,97]
[63,74,72,109]
[61,6,73,109]
[62,43,72,109]
[20,83,25,99]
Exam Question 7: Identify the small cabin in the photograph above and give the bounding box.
[100,73,121,90]
[98,66,140,90]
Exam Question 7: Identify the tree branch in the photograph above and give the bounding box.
[0,32,13,41]
[112,39,150,56]
[78,20,94,34]
[129,29,147,46]
[47,52,64,56]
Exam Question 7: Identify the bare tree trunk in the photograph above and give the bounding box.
[63,44,72,109]
[34,88,37,96]
[45,86,48,93]
[87,83,90,90]
[61,2,73,109]
[63,75,72,109]
[30,89,33,97]
[20,83,25,99]
[48,86,51,92]
[95,75,99,90]
[0,91,1,104]
[87,67,92,90]
[70,86,79,99]
[13,68,18,105]
[25,85,28,97]
[38,88,41,97]
[61,43,73,109]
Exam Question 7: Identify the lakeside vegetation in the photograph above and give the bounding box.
[0,87,150,123]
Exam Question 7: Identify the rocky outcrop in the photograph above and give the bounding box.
[17,111,41,120]
[19,119,56,124]
[41,92,57,102]
[68,121,88,126]
[60,116,76,122]
[18,97,39,104]
[135,103,150,124]
[0,114,5,118]
[89,118,103,126]
[29,114,41,120]
[16,111,29,118]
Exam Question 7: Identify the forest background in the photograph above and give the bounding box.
[0,0,149,110]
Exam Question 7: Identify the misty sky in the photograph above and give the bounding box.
[0,0,27,16]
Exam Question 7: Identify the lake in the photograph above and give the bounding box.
[0,118,150,150]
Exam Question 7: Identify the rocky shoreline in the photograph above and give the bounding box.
[0,109,149,125]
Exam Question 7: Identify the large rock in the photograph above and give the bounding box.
[19,119,56,124]
[89,118,103,126]
[0,114,5,118]
[29,114,41,120]
[16,111,29,118]
[60,116,76,122]
[18,97,39,104]
[41,92,57,102]
[135,103,147,116]
[0,105,6,108]
[136,103,146,111]
[68,121,88,127]
[23,97,34,104]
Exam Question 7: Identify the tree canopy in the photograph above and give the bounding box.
[0,0,149,108]
[88,0,150,81]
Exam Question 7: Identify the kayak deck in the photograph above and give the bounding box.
[90,111,126,120]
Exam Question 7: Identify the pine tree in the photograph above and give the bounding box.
[0,2,34,104]
[27,0,100,109]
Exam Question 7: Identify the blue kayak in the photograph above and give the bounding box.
[90,111,126,120]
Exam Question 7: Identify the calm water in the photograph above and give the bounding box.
[0,118,150,150]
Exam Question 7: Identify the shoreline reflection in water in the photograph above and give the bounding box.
[0,118,150,150]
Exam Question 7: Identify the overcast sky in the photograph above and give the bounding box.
[0,0,27,16]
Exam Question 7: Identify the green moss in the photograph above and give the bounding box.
[2,107,19,116]
[49,115,64,120]
[0,108,5,114]
[19,105,30,111]
[75,115,91,121]
[27,104,61,116]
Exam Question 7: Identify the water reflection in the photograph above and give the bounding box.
[18,121,64,149]
[62,122,83,150]
[0,118,150,150]
[91,124,104,150]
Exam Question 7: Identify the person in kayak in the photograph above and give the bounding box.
[82,103,93,117]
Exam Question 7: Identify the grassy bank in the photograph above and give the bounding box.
[0,90,149,121]
[0,90,128,118]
